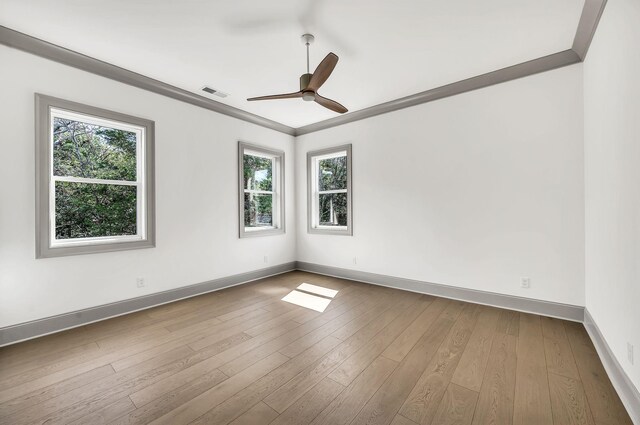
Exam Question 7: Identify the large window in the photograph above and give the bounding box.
[238,142,284,238]
[307,144,352,235]
[36,94,155,258]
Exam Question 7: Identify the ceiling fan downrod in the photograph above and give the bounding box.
[301,34,315,101]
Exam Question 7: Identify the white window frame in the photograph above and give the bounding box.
[307,144,352,236]
[238,141,285,238]
[35,94,156,258]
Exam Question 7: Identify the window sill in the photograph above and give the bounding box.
[239,227,285,238]
[308,226,352,236]
[37,238,155,259]
[51,234,144,248]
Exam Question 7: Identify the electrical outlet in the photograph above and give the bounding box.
[521,277,531,289]
[264,255,268,264]
[136,278,145,288]
[628,342,634,365]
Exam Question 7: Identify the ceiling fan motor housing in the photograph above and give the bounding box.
[300,73,315,101]
[300,73,312,90]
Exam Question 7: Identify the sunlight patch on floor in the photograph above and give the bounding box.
[281,283,339,312]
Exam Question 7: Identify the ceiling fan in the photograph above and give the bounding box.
[247,34,348,114]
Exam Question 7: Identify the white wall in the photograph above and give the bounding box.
[584,0,640,391]
[0,46,296,328]
[0,42,587,330]
[296,65,585,306]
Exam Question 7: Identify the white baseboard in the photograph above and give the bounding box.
[584,309,640,424]
[295,261,584,321]
[0,262,296,347]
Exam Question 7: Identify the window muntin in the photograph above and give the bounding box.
[35,94,155,258]
[239,143,284,237]
[49,108,146,247]
[308,145,352,235]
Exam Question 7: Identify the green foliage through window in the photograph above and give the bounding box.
[53,118,136,181]
[319,192,347,226]
[318,156,347,191]
[53,117,138,239]
[318,155,347,226]
[55,182,137,239]
[243,154,274,227]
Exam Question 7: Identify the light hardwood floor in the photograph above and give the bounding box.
[0,271,632,425]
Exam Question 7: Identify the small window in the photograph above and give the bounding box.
[307,144,352,235]
[35,94,155,258]
[238,142,285,238]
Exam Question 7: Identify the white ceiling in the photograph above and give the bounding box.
[0,0,584,128]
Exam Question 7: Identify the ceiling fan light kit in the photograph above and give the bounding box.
[247,33,348,113]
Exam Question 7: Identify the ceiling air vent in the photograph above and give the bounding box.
[201,86,228,98]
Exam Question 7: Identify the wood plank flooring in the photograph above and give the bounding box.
[0,271,632,425]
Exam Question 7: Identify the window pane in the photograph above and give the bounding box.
[53,117,137,181]
[319,192,347,226]
[55,181,137,239]
[318,155,347,191]
[243,154,273,191]
[244,193,273,227]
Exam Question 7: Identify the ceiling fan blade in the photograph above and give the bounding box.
[314,93,348,113]
[247,91,303,101]
[307,53,339,92]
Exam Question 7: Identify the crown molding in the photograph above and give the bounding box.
[297,0,608,135]
[295,49,581,136]
[0,26,296,136]
[0,0,608,137]
[572,0,608,61]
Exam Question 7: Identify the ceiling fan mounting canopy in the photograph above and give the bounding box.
[247,34,348,114]
[301,33,315,46]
